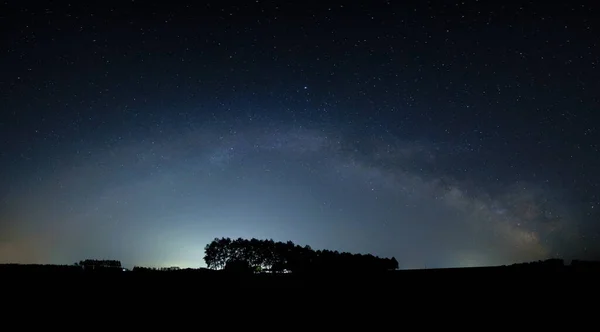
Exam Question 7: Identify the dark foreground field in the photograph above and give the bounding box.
[2,263,600,290]
[3,263,600,315]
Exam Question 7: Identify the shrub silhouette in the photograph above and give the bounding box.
[224,259,254,274]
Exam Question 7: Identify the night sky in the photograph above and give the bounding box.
[1,1,598,269]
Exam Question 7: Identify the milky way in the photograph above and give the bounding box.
[0,121,585,268]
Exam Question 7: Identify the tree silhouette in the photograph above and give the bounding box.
[203,237,399,273]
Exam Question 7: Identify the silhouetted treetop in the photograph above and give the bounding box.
[203,237,398,273]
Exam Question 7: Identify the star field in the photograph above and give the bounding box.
[0,0,598,268]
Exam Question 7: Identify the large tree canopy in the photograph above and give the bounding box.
[204,237,398,273]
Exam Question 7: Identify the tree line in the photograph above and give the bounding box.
[75,259,122,270]
[203,237,398,273]
[132,266,181,272]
